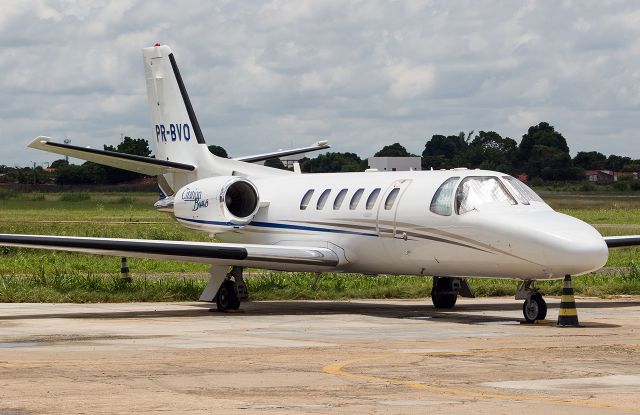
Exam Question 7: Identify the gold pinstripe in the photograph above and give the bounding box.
[287,218,540,264]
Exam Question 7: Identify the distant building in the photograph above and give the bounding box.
[367,157,421,172]
[585,170,638,184]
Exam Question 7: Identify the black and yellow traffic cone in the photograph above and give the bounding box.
[557,275,580,327]
[120,256,132,283]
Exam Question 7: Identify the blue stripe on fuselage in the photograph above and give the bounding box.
[175,217,377,237]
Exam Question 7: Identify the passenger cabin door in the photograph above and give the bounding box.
[376,179,412,238]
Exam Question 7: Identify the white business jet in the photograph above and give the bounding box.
[1,45,638,323]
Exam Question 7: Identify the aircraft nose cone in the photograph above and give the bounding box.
[478,211,608,278]
[532,213,608,276]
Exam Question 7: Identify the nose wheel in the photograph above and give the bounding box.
[516,280,547,323]
[523,293,547,323]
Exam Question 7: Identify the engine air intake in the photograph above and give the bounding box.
[225,180,259,219]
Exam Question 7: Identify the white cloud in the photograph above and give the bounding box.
[508,110,541,133]
[1,0,639,167]
[522,78,552,101]
[386,63,436,100]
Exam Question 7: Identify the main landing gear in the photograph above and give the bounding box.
[431,277,475,309]
[216,279,241,311]
[515,280,547,323]
[216,266,248,312]
[200,266,248,312]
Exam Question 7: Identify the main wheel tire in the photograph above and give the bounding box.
[216,281,240,312]
[523,293,547,322]
[432,292,457,309]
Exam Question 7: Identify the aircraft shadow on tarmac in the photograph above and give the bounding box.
[0,300,631,327]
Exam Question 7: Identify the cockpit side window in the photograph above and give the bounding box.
[456,177,517,214]
[502,176,544,203]
[430,177,459,216]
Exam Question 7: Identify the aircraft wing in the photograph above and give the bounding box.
[28,137,195,175]
[0,234,339,268]
[604,236,640,248]
[234,141,330,163]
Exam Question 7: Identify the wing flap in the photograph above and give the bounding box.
[0,234,340,268]
[28,137,195,175]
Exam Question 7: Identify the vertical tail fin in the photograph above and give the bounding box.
[142,44,289,194]
[143,44,208,165]
[143,44,220,194]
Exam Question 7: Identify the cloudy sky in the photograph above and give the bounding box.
[1,0,639,166]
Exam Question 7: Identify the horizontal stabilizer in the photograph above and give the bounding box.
[235,141,330,163]
[28,137,195,175]
[0,234,340,268]
[604,235,640,248]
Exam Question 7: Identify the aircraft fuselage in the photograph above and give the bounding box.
[174,169,609,280]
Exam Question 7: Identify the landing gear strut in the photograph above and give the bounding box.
[516,280,547,323]
[431,277,474,309]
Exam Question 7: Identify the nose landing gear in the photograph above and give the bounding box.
[523,293,547,323]
[516,280,547,323]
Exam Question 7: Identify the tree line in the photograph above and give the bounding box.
[0,137,152,185]
[1,121,637,185]
[300,122,640,181]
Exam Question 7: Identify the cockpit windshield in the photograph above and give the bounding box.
[456,177,516,214]
[502,176,544,204]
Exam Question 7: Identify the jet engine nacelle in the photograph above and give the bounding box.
[174,176,260,228]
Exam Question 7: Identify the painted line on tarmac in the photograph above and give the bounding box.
[322,350,639,412]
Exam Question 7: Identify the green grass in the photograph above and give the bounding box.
[0,192,211,275]
[1,190,640,302]
[249,269,640,299]
[0,273,204,303]
[59,192,91,202]
[1,268,640,303]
